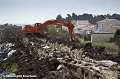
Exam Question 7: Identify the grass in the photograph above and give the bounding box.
[78,38,119,55]
[93,42,119,55]
[79,38,118,49]
[1,63,18,73]
[79,38,90,44]
[47,26,57,32]
[92,42,119,56]
[92,42,119,49]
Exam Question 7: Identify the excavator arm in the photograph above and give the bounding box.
[39,20,74,41]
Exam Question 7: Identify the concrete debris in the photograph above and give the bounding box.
[42,46,50,49]
[7,50,16,57]
[6,43,15,47]
[98,60,118,67]
[0,44,12,64]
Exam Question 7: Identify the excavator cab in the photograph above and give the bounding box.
[34,23,41,27]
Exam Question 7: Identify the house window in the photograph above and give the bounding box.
[96,23,98,29]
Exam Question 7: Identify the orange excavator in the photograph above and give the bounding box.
[22,20,74,41]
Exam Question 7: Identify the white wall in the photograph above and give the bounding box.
[74,29,81,34]
[71,20,77,27]
[62,26,68,31]
[97,22,110,30]
[91,33,114,43]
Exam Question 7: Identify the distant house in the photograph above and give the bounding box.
[71,20,95,37]
[91,19,120,42]
[62,25,68,31]
[76,20,90,27]
[96,19,120,32]
[91,26,120,43]
[74,25,94,36]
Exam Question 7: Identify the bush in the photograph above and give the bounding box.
[110,37,115,43]
[84,36,87,41]
[47,26,57,33]
[84,35,91,41]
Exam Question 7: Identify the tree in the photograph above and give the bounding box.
[56,14,63,20]
[104,14,111,19]
[88,14,95,24]
[82,13,89,20]
[56,13,120,24]
[72,13,78,20]
[66,14,73,21]
[96,15,105,21]
[110,13,120,21]
[77,15,82,20]
[115,29,120,55]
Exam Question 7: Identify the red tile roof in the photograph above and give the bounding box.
[98,19,116,23]
[102,26,120,33]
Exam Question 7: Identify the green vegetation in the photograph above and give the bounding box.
[93,42,119,55]
[79,38,118,50]
[79,38,119,55]
[84,35,91,41]
[79,38,89,44]
[47,26,57,33]
[114,29,120,55]
[0,40,9,45]
[92,42,118,49]
[1,63,18,73]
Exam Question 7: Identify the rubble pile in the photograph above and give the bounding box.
[0,26,120,79]
[0,26,24,43]
[35,37,120,79]
[1,40,75,79]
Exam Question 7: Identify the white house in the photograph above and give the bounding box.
[76,20,90,27]
[62,25,68,31]
[74,25,94,36]
[72,20,95,37]
[96,19,120,32]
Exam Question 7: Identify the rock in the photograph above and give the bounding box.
[7,50,16,57]
[42,46,50,49]
[48,58,60,71]
[98,60,118,68]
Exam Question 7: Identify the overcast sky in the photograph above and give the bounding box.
[0,0,120,24]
